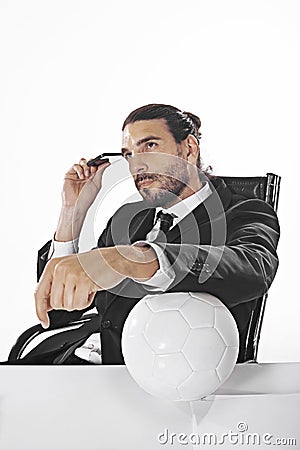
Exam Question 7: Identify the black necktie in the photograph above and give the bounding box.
[156,210,176,233]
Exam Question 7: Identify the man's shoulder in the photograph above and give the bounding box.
[209,175,277,214]
[206,176,279,235]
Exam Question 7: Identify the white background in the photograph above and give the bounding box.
[0,0,299,362]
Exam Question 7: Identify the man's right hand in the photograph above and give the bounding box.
[54,157,111,242]
[62,157,111,212]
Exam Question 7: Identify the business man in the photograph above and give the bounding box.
[9,104,280,365]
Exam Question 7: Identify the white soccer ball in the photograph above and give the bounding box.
[122,292,239,401]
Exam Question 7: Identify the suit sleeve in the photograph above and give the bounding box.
[152,199,280,309]
[37,240,52,282]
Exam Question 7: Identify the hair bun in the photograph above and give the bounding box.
[183,111,201,130]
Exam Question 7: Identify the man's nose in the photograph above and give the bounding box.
[128,154,149,174]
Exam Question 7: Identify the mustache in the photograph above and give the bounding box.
[135,173,159,184]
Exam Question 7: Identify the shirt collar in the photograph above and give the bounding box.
[154,182,212,225]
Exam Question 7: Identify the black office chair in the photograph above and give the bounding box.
[220,172,281,362]
[8,173,281,363]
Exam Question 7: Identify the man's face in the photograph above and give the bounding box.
[121,119,192,207]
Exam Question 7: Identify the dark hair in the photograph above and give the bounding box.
[123,103,201,142]
[122,103,211,174]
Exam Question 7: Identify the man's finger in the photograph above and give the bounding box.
[63,281,76,311]
[50,275,65,310]
[73,283,92,310]
[35,291,51,329]
[34,263,54,328]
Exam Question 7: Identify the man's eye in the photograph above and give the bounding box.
[146,142,157,150]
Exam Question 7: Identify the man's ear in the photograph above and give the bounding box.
[185,134,199,164]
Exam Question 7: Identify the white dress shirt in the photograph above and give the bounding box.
[47,182,212,363]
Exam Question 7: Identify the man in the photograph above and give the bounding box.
[9,104,280,365]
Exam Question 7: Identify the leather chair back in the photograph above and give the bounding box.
[219,173,281,362]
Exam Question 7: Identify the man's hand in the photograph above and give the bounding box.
[62,157,111,211]
[35,245,159,328]
[34,245,159,328]
[34,248,127,329]
[54,157,111,242]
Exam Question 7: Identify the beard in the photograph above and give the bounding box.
[134,158,190,208]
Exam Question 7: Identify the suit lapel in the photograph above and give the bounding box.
[166,177,232,243]
[129,207,156,243]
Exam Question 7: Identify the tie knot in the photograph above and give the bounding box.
[156,210,177,233]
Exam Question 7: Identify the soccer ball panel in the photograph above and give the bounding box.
[180,297,214,328]
[145,292,190,312]
[214,306,239,347]
[144,311,190,354]
[141,377,181,401]
[216,346,239,382]
[189,292,223,308]
[182,328,226,371]
[153,353,193,387]
[122,301,153,338]
[122,333,155,380]
[178,369,221,401]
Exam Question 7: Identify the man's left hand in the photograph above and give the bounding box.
[34,248,127,329]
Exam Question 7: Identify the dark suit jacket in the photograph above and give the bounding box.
[37,177,280,364]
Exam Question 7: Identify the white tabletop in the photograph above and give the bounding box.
[0,362,299,450]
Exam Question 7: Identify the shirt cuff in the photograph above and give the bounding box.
[131,241,175,292]
[48,235,79,259]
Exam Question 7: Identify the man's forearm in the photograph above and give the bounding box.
[54,206,88,242]
[105,245,160,282]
